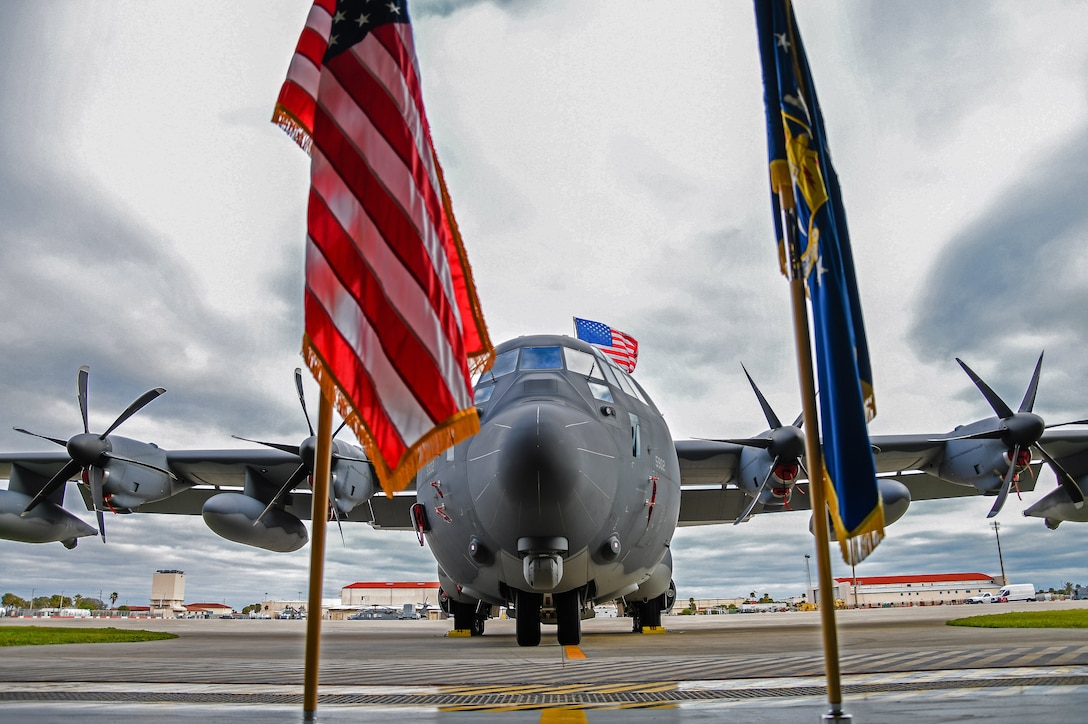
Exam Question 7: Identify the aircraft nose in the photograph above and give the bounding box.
[469,400,619,539]
[497,403,580,501]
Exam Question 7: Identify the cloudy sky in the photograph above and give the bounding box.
[2,0,1088,611]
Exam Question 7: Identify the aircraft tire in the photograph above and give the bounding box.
[471,613,485,636]
[452,601,475,631]
[556,590,581,645]
[636,595,664,630]
[515,591,542,647]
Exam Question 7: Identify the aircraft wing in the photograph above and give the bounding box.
[0,448,416,530]
[673,432,1059,526]
[156,448,416,529]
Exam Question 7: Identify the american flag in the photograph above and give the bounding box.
[273,0,492,494]
[574,318,638,373]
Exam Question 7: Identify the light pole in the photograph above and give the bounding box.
[804,554,813,603]
[992,521,1007,585]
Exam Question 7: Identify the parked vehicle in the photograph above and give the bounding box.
[966,583,1035,604]
[994,583,1036,602]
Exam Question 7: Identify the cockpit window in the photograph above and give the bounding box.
[482,349,518,381]
[474,385,495,404]
[614,368,641,400]
[563,348,605,380]
[519,346,563,370]
[588,381,613,402]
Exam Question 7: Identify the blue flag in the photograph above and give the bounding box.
[755,0,883,563]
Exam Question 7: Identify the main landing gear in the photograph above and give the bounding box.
[630,589,672,633]
[451,600,486,636]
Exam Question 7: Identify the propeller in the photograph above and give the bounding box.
[17,366,172,540]
[718,365,807,524]
[234,369,365,542]
[953,352,1086,517]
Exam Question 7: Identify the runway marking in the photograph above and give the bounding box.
[539,709,588,723]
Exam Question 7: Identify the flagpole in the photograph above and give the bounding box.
[303,391,333,719]
[780,193,849,720]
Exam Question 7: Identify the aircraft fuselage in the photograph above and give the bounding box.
[414,335,680,644]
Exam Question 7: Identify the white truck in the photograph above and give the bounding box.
[966,584,1035,604]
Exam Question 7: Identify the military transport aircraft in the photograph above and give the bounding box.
[1,336,1087,646]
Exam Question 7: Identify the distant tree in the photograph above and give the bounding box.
[110,592,119,609]
[78,598,103,610]
[759,593,774,603]
[2,593,29,608]
[118,605,130,611]
[687,597,697,614]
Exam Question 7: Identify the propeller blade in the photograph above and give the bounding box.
[253,463,311,527]
[13,427,68,447]
[1018,352,1044,413]
[1045,419,1088,429]
[21,458,83,515]
[939,429,1007,442]
[1034,443,1086,509]
[331,504,346,546]
[101,452,178,480]
[717,437,772,450]
[734,458,778,525]
[89,466,106,542]
[231,435,301,456]
[77,366,90,434]
[987,445,1019,518]
[295,368,315,436]
[101,387,166,439]
[956,358,1014,420]
[741,364,782,429]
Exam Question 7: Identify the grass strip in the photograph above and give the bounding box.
[0,626,178,646]
[947,609,1088,629]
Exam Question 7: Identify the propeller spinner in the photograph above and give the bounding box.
[721,365,807,524]
[232,369,364,540]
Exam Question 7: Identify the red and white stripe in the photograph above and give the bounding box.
[274,1,491,492]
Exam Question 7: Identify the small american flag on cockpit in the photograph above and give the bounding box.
[574,318,638,373]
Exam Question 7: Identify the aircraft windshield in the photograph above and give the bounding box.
[519,347,563,370]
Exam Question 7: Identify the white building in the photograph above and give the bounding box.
[812,572,1000,608]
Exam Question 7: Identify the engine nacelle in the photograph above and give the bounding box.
[937,439,1016,492]
[808,478,911,536]
[0,489,98,547]
[330,447,376,515]
[202,493,308,552]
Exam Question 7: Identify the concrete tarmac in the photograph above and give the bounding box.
[3,600,1088,722]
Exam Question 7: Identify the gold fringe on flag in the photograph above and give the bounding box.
[271,104,314,156]
[821,461,886,566]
